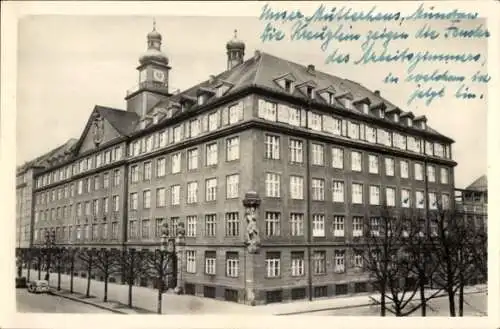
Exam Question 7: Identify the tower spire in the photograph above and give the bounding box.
[226,28,245,70]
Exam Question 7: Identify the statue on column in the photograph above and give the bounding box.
[245,206,260,253]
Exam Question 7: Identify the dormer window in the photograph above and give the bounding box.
[379,110,385,119]
[216,86,224,97]
[306,86,315,99]
[284,80,293,93]
[328,92,335,105]
[361,103,369,114]
[394,113,400,123]
[407,118,413,127]
[344,99,352,110]
[166,108,173,118]
[197,95,206,105]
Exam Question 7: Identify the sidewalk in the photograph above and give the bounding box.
[21,269,487,315]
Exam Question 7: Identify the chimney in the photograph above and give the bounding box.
[209,75,216,84]
[307,64,315,74]
[374,90,381,96]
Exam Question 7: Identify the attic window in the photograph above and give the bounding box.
[379,109,385,119]
[167,108,173,118]
[343,99,353,110]
[361,103,369,114]
[197,95,206,106]
[328,93,335,105]
[153,114,160,124]
[306,86,315,99]
[284,80,293,93]
[407,118,413,127]
[394,113,400,123]
[216,86,224,97]
[420,121,426,129]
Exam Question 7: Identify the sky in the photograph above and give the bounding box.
[16,13,488,189]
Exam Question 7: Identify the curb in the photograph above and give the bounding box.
[49,291,126,314]
[274,289,487,316]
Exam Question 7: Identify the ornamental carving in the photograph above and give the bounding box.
[92,114,104,146]
[245,207,260,253]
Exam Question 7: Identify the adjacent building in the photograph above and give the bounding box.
[23,25,457,305]
[455,174,487,229]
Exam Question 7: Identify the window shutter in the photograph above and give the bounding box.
[300,109,307,127]
[201,115,208,132]
[222,107,229,126]
[277,104,289,124]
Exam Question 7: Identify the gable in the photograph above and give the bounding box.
[78,116,122,154]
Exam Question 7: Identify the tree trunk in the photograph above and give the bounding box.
[128,281,133,308]
[459,276,464,316]
[419,271,427,316]
[70,254,74,293]
[104,273,109,302]
[37,256,42,280]
[57,266,61,291]
[27,257,31,281]
[157,284,162,314]
[86,255,92,298]
[380,283,386,317]
[44,252,51,281]
[447,286,456,316]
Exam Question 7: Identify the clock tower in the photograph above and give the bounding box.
[125,20,172,117]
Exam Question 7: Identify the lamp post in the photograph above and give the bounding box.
[44,229,56,281]
[174,222,185,294]
[157,222,176,314]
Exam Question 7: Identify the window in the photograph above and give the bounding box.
[369,186,380,205]
[312,214,325,237]
[145,136,153,152]
[265,135,280,159]
[226,137,239,161]
[143,190,151,209]
[289,107,301,126]
[289,139,303,163]
[113,195,120,212]
[186,250,196,273]
[187,216,197,237]
[187,149,199,170]
[429,192,437,210]
[265,212,281,236]
[415,163,423,181]
[130,193,138,210]
[187,182,198,204]
[312,179,325,201]
[352,183,363,204]
[353,216,363,237]
[129,221,137,239]
[141,219,150,239]
[290,213,304,236]
[351,151,362,172]
[77,180,83,194]
[171,153,181,174]
[156,188,166,207]
[208,111,219,131]
[228,103,243,124]
[206,143,218,166]
[313,251,326,274]
[308,112,322,131]
[154,218,163,237]
[354,251,363,268]
[311,143,324,165]
[349,122,360,139]
[103,173,109,189]
[189,119,200,138]
[205,178,217,201]
[226,174,239,199]
[159,130,167,148]
[365,126,377,143]
[115,146,122,160]
[386,187,396,207]
[173,125,182,143]
[156,158,166,177]
[265,173,280,198]
[401,189,411,208]
[334,250,345,273]
[332,181,344,202]
[205,214,216,237]
[291,252,305,276]
[441,193,450,209]
[416,191,425,209]
[142,162,151,181]
[226,252,239,277]
[333,216,345,237]
[171,185,180,205]
[290,176,304,199]
[113,169,120,186]
[258,100,277,121]
[130,166,139,183]
[265,252,281,277]
[368,155,379,174]
[440,168,449,184]
[225,212,239,236]
[93,199,100,216]
[400,160,409,179]
[427,165,436,182]
[332,147,344,169]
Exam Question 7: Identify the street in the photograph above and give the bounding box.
[301,292,487,316]
[16,288,111,313]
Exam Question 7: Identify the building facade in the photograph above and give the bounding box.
[455,175,487,229]
[24,26,457,305]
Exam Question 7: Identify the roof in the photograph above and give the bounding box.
[465,175,487,192]
[96,105,139,136]
[17,138,77,173]
[149,51,453,141]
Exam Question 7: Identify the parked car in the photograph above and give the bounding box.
[27,280,50,294]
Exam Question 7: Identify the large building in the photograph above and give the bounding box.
[23,24,457,305]
[454,175,487,229]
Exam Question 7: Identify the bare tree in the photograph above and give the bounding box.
[94,248,121,302]
[145,246,176,314]
[78,248,95,297]
[121,248,148,308]
[67,248,78,293]
[53,248,67,291]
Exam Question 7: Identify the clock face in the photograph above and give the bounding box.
[153,69,165,82]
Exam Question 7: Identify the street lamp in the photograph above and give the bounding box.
[44,229,56,281]
[156,222,175,314]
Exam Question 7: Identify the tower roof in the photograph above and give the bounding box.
[139,19,169,65]
[226,29,245,50]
